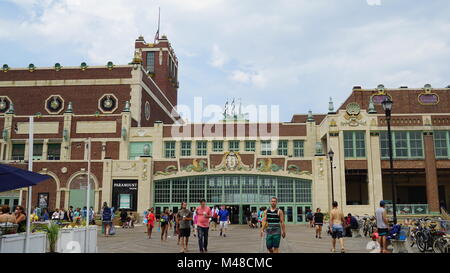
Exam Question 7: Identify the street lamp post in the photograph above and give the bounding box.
[382,97,397,224]
[328,149,335,203]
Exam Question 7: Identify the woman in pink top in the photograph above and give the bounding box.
[196,199,212,253]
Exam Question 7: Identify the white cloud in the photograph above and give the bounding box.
[210,44,227,68]
[230,70,267,88]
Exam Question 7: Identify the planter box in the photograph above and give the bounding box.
[57,226,97,253]
[0,232,47,253]
[0,226,97,253]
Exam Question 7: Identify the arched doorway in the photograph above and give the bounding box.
[68,174,95,210]
[32,176,58,211]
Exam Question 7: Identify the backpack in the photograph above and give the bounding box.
[102,207,112,221]
[350,217,359,229]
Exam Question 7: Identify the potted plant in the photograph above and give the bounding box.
[43,221,60,253]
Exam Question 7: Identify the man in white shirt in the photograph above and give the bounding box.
[52,209,60,220]
[375,200,389,253]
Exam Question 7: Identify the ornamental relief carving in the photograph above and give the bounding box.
[113,162,138,176]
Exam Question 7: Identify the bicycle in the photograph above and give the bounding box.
[415,218,446,252]
[432,220,450,253]
[362,215,376,237]
[433,235,449,253]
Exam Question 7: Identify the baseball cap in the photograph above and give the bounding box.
[380,200,386,206]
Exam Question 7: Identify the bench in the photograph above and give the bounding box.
[391,239,410,253]
[391,226,412,253]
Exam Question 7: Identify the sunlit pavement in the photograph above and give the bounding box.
[97,224,415,253]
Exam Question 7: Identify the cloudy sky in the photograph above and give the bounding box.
[1,0,450,122]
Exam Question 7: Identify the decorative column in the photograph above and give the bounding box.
[42,139,49,160]
[63,189,70,210]
[119,101,131,160]
[368,131,384,211]
[62,102,73,160]
[137,157,152,214]
[94,189,100,212]
[423,131,440,212]
[101,159,113,208]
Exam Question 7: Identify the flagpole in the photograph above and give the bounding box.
[25,116,34,253]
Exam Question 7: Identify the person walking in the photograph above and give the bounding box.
[176,202,193,253]
[306,209,314,228]
[159,209,171,241]
[101,202,112,237]
[89,207,95,225]
[330,201,345,253]
[73,208,81,224]
[251,210,258,228]
[260,197,286,253]
[59,209,65,221]
[257,207,263,228]
[211,206,219,231]
[66,206,74,222]
[218,205,230,237]
[313,208,324,239]
[196,199,212,253]
[376,200,389,253]
[120,209,128,228]
[146,208,156,239]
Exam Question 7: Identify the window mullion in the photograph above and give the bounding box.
[447,131,450,159]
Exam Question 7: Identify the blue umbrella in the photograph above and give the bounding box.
[0,164,51,192]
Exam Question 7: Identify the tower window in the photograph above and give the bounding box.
[146,52,155,73]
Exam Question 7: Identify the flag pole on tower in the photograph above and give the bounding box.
[154,7,161,43]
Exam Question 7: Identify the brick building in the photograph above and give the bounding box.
[0,35,449,223]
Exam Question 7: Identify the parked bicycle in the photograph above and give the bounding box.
[414,218,446,252]
[362,215,376,237]
[432,220,450,253]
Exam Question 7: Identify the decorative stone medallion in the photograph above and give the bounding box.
[343,102,365,127]
[226,152,238,169]
[98,94,118,113]
[0,96,11,114]
[346,102,361,116]
[45,95,64,114]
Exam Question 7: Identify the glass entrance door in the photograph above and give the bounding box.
[296,206,304,223]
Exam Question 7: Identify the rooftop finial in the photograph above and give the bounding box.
[65,102,73,113]
[328,97,334,114]
[307,110,315,122]
[368,97,377,114]
[123,101,131,112]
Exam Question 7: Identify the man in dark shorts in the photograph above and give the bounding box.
[260,197,286,253]
[313,208,324,239]
[176,201,193,253]
[330,201,345,252]
[376,200,389,253]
